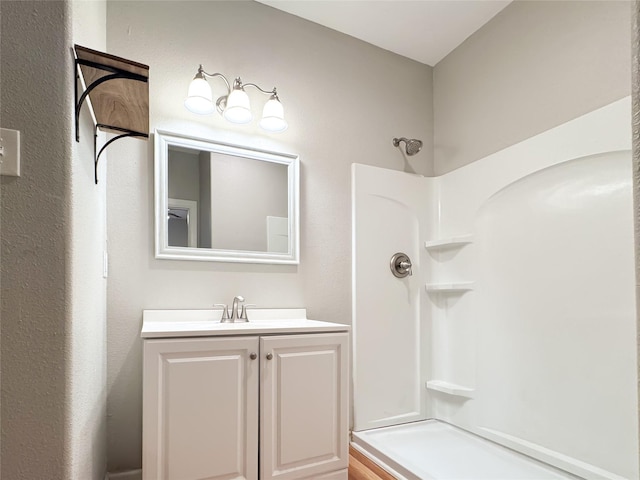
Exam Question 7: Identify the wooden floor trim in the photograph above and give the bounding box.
[348,445,397,480]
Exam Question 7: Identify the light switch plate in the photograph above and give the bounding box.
[0,128,21,177]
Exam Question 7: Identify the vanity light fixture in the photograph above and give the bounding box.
[184,65,288,133]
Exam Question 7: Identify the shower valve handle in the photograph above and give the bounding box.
[399,261,412,274]
[390,252,413,278]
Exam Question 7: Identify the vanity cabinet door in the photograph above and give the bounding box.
[260,332,349,480]
[143,336,259,480]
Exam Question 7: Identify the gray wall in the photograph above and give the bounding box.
[199,152,212,248]
[1,3,70,477]
[210,154,288,252]
[167,150,200,247]
[105,0,433,472]
[433,0,632,175]
[632,5,640,474]
[167,150,200,202]
[1,0,108,479]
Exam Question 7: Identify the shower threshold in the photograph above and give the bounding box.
[351,420,580,480]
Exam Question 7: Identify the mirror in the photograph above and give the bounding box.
[154,129,299,264]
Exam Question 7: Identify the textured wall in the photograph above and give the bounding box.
[105,1,433,472]
[632,2,640,473]
[1,1,71,478]
[1,1,108,478]
[434,0,632,174]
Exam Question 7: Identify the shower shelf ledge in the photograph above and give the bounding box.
[424,234,474,250]
[426,380,475,398]
[425,282,474,293]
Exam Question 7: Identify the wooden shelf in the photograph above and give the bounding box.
[75,45,149,136]
[425,234,474,250]
[425,282,474,293]
[426,380,475,398]
[74,44,149,183]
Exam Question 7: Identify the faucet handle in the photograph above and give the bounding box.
[239,304,256,322]
[214,304,231,323]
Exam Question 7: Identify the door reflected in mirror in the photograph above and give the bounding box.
[167,198,198,248]
[155,130,299,264]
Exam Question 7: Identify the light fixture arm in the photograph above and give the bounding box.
[196,64,231,93]
[242,82,279,99]
[217,77,281,115]
[195,65,278,98]
[195,67,233,115]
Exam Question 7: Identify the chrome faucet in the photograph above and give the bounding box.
[215,296,252,323]
[231,296,245,322]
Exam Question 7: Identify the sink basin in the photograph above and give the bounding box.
[141,308,349,338]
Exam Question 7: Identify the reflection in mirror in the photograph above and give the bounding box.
[167,147,288,251]
[168,198,197,248]
[155,130,299,264]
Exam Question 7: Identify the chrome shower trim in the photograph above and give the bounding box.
[393,137,423,156]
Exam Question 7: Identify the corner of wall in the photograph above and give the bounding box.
[630,2,640,474]
[68,2,109,479]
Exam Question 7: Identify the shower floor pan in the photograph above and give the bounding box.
[351,420,580,480]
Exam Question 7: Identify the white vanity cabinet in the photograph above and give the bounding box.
[143,336,260,480]
[260,333,349,480]
[141,310,349,480]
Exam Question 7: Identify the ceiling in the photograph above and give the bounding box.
[256,0,512,66]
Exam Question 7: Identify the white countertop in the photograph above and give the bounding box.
[141,308,350,338]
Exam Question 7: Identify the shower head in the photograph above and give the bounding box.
[393,137,423,156]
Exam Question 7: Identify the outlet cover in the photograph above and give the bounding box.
[0,128,20,177]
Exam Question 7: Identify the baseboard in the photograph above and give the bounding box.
[106,469,142,480]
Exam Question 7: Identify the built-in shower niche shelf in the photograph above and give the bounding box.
[426,380,475,398]
[425,282,474,293]
[424,234,474,250]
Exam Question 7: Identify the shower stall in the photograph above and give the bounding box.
[351,97,637,480]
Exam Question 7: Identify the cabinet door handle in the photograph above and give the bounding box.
[249,352,257,360]
[266,353,273,360]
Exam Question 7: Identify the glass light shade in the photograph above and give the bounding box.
[259,97,288,132]
[223,88,252,124]
[184,77,215,115]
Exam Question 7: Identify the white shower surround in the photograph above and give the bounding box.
[352,97,637,479]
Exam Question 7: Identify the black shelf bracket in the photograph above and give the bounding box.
[93,124,148,185]
[74,55,149,184]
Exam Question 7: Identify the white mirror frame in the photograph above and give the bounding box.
[154,129,300,264]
